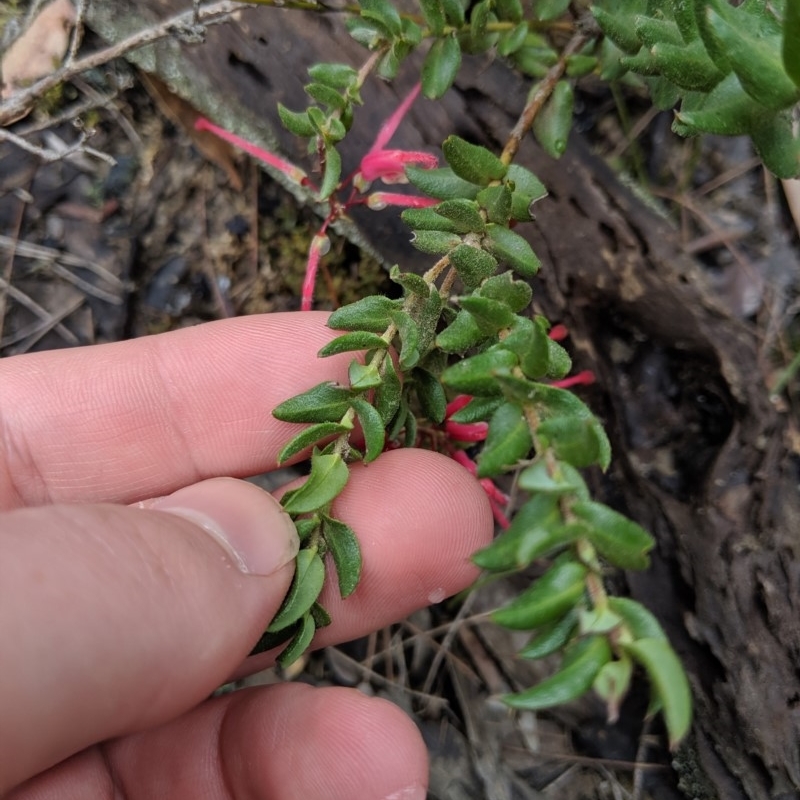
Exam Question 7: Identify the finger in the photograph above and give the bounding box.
[10,684,428,800]
[0,312,350,509]
[0,478,299,793]
[238,448,493,678]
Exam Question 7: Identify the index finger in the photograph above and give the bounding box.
[0,313,351,509]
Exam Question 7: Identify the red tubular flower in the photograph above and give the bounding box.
[550,369,595,389]
[195,117,308,186]
[548,323,568,341]
[355,82,438,187]
[366,192,438,210]
[301,234,330,312]
[445,420,489,442]
[445,394,473,418]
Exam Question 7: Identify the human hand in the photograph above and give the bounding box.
[0,312,493,799]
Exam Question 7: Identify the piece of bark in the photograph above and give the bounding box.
[85,3,800,797]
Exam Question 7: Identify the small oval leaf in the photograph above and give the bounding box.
[503,636,612,709]
[281,452,350,515]
[268,549,326,632]
[422,34,462,99]
[277,612,317,668]
[492,557,588,629]
[323,515,363,597]
[273,382,353,424]
[442,135,507,184]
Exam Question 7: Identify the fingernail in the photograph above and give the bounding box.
[147,477,299,577]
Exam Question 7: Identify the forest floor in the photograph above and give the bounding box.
[2,8,800,800]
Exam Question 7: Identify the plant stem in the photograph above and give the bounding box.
[500,30,588,167]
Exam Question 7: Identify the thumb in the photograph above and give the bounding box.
[0,477,298,792]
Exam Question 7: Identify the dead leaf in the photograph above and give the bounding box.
[1,0,77,101]
[140,71,243,192]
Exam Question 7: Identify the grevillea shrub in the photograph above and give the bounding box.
[200,0,800,749]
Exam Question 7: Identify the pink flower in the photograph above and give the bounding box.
[366,192,438,210]
[194,117,308,186]
[550,370,595,389]
[356,82,438,186]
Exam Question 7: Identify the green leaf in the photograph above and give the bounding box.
[305,82,347,111]
[419,0,446,34]
[268,549,326,631]
[389,265,430,296]
[476,184,512,225]
[624,638,692,748]
[250,621,297,657]
[273,382,353,423]
[413,368,447,423]
[391,310,422,369]
[591,6,642,54]
[422,34,462,99]
[323,515,363,597]
[442,135,508,184]
[319,146,342,200]
[294,516,320,542]
[545,338,572,379]
[278,421,352,464]
[433,198,486,233]
[470,0,491,45]
[350,397,386,462]
[401,207,461,233]
[784,0,800,88]
[449,243,499,288]
[537,415,607,469]
[518,608,579,660]
[649,40,725,92]
[674,73,765,137]
[492,557,588,629]
[499,381,611,469]
[449,395,503,423]
[484,224,541,276]
[507,164,547,221]
[435,308,486,352]
[281,452,350,515]
[479,271,531,312]
[476,402,532,477]
[308,62,358,88]
[360,0,402,36]
[349,359,384,391]
[503,636,612,709]
[458,296,516,333]
[441,347,518,395]
[377,48,401,80]
[534,0,570,21]
[440,0,466,26]
[277,611,317,668]
[374,357,402,423]
[328,295,401,332]
[278,104,316,137]
[411,229,462,254]
[593,657,634,721]
[318,331,389,357]
[707,7,799,110]
[633,15,683,48]
[571,500,655,570]
[499,316,549,377]
[473,494,561,571]
[532,79,574,159]
[494,0,523,22]
[518,459,589,498]
[608,597,667,640]
[497,22,530,56]
[310,601,332,628]
[566,54,599,78]
[347,16,391,48]
[751,111,800,179]
[406,165,481,200]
